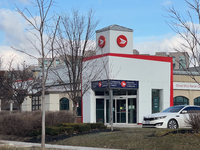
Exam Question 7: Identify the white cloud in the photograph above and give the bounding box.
[0,46,38,69]
[134,36,174,55]
[98,0,102,4]
[134,32,199,57]
[7,0,30,5]
[18,0,30,4]
[0,9,27,45]
[0,0,30,7]
[134,33,187,56]
[163,1,173,6]
[0,8,43,68]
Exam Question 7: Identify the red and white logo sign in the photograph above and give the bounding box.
[98,81,102,88]
[121,81,126,87]
[117,35,127,47]
[98,36,105,48]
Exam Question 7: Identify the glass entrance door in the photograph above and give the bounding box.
[97,97,137,124]
[117,99,126,123]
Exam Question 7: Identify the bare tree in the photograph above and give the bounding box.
[12,0,60,148]
[0,60,41,111]
[164,0,200,82]
[54,8,100,120]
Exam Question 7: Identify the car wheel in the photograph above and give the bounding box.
[168,119,178,129]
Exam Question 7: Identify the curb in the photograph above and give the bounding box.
[0,140,122,150]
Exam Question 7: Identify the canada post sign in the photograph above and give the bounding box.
[91,80,139,89]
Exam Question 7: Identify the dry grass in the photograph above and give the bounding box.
[50,128,200,150]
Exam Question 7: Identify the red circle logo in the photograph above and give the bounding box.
[98,36,105,48]
[98,81,102,88]
[121,81,126,87]
[117,35,127,47]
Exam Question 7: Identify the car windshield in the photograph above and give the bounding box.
[162,106,185,113]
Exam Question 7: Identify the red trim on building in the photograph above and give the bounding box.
[81,63,83,123]
[84,53,172,63]
[83,53,110,61]
[15,79,33,82]
[82,53,174,121]
[170,60,174,106]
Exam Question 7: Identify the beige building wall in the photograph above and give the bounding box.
[22,92,74,111]
[173,74,200,83]
[22,96,32,111]
[45,94,59,111]
[173,74,200,105]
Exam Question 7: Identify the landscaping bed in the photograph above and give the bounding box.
[1,128,200,149]
[26,128,117,143]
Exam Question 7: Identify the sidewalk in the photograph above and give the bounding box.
[107,124,142,128]
[0,140,122,150]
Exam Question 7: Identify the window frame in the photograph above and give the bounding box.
[32,95,41,111]
[60,98,69,110]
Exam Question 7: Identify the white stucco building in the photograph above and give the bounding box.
[82,25,173,124]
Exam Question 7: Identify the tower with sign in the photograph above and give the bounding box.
[96,24,133,55]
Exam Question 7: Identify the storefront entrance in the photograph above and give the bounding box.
[92,80,138,124]
[96,96,137,124]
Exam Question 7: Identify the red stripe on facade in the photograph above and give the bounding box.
[15,79,33,82]
[170,60,174,106]
[83,53,172,63]
[81,69,83,123]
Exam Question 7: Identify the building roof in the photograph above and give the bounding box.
[96,24,133,33]
[173,67,200,76]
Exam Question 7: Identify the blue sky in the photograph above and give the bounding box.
[0,0,191,66]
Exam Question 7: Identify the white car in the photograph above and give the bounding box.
[142,105,200,129]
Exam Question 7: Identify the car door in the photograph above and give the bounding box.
[179,106,199,128]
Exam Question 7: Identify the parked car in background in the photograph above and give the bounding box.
[142,105,200,129]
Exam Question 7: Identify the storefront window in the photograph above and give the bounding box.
[96,99,104,123]
[95,91,104,96]
[128,98,136,123]
[152,89,160,113]
[194,97,200,106]
[173,96,189,106]
[95,89,137,96]
[60,98,69,110]
[113,89,126,96]
[127,90,137,95]
[77,99,82,116]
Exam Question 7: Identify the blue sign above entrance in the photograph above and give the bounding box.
[91,80,139,89]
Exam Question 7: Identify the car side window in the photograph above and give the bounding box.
[182,107,200,113]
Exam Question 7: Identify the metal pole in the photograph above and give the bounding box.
[10,102,13,114]
[109,89,113,131]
